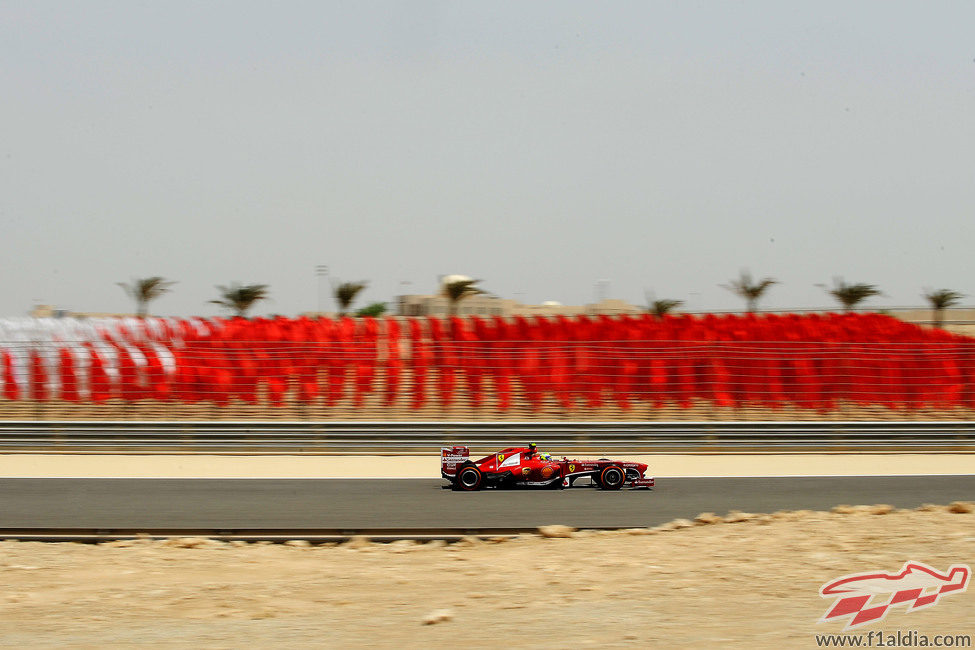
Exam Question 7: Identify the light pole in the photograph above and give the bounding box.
[316,265,329,314]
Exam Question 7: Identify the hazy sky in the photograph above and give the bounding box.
[2,1,973,318]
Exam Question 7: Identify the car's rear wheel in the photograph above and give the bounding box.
[598,465,625,490]
[455,465,483,491]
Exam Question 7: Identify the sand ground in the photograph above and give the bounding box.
[0,452,972,478]
[0,504,973,648]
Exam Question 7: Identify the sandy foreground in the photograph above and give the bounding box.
[2,452,974,478]
[1,504,973,648]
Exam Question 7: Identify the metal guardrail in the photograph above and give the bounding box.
[0,420,972,453]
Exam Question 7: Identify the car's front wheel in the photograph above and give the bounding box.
[598,465,625,490]
[455,465,483,491]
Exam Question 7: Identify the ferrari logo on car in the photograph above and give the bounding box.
[568,464,575,472]
[522,467,530,475]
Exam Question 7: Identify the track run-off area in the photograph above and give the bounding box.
[1,450,972,537]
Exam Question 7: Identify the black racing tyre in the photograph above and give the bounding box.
[455,465,483,491]
[598,465,625,490]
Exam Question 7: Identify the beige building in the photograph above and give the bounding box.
[28,302,975,335]
[29,304,135,319]
[396,294,643,318]
[888,308,975,336]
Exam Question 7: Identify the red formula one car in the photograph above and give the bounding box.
[441,443,654,491]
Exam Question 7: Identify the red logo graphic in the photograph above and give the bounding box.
[819,561,970,630]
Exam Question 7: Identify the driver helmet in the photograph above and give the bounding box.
[538,452,552,461]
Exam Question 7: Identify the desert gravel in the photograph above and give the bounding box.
[1,504,973,648]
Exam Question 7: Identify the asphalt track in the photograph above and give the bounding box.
[2,476,974,531]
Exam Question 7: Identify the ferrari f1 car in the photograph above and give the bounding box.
[441,443,654,491]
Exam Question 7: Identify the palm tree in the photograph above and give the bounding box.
[333,281,367,316]
[355,302,388,317]
[924,289,964,329]
[117,276,176,317]
[822,278,881,312]
[644,290,683,318]
[210,283,269,318]
[721,271,777,313]
[441,276,484,317]
[649,299,683,318]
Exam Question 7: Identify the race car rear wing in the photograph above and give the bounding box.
[441,446,470,477]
